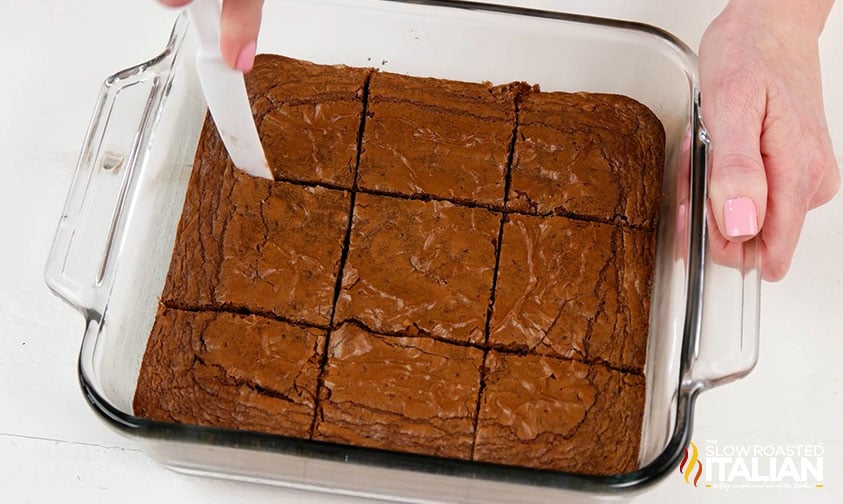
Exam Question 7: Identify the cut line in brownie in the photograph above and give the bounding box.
[161,127,351,327]
[508,91,665,228]
[473,351,644,475]
[357,72,524,208]
[334,194,500,345]
[488,214,654,373]
[133,307,326,437]
[246,54,372,188]
[313,323,484,459]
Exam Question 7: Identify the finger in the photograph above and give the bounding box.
[701,73,769,245]
[158,0,192,6]
[809,153,841,209]
[758,180,808,281]
[761,161,835,280]
[759,101,836,280]
[761,153,837,281]
[220,0,264,72]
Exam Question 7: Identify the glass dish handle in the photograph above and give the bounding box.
[44,37,182,316]
[686,114,763,390]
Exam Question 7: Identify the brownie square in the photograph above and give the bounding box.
[489,214,654,372]
[161,129,351,326]
[133,307,325,437]
[246,54,371,188]
[509,92,665,227]
[357,72,518,207]
[473,352,645,475]
[314,324,483,459]
[334,194,500,344]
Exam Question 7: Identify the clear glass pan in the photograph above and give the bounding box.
[45,0,761,501]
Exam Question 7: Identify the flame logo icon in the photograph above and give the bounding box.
[679,441,703,487]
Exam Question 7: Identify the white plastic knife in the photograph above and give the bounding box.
[187,0,272,179]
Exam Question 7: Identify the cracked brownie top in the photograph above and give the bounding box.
[135,53,664,478]
[509,91,665,228]
[313,323,483,459]
[247,54,372,188]
[161,129,351,327]
[334,194,500,345]
[357,72,520,207]
[134,307,325,437]
[474,352,645,475]
[489,214,654,373]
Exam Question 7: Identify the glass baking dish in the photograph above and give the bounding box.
[45,0,761,501]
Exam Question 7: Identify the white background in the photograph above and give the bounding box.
[1,0,841,503]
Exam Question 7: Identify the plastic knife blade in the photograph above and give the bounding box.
[187,0,272,179]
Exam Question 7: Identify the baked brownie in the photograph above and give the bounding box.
[246,54,371,188]
[509,91,665,228]
[473,352,645,475]
[357,72,518,207]
[313,324,483,459]
[134,307,325,437]
[161,127,351,326]
[333,194,499,344]
[489,214,654,372]
[136,54,664,477]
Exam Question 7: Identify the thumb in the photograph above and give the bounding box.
[701,79,768,243]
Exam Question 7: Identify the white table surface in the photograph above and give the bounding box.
[1,0,841,502]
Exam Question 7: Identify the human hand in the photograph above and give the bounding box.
[700,0,839,281]
[158,0,264,72]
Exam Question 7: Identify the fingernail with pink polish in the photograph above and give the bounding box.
[723,197,759,238]
[235,41,256,72]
